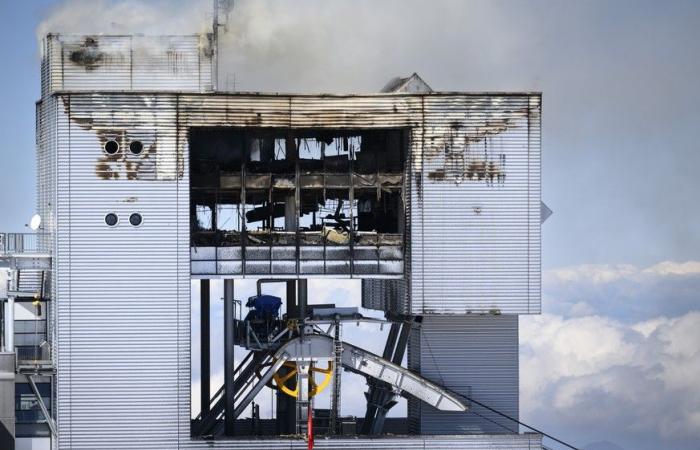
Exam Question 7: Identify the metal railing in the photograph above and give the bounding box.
[0,233,49,255]
[16,345,52,363]
[15,319,52,364]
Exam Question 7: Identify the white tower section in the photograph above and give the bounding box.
[36,32,543,449]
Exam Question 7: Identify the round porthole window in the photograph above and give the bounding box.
[129,140,144,155]
[104,140,120,155]
[105,213,119,227]
[129,213,143,227]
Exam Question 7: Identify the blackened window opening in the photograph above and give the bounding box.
[189,127,407,276]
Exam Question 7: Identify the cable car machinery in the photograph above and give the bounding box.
[193,278,468,438]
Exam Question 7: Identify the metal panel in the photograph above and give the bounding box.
[42,34,213,94]
[361,279,407,313]
[0,353,15,449]
[410,95,541,315]
[36,98,57,253]
[53,94,185,449]
[408,315,519,434]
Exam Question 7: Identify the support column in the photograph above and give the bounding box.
[296,362,311,435]
[296,279,310,435]
[330,321,342,434]
[3,297,13,352]
[361,319,411,435]
[286,280,297,319]
[297,279,307,322]
[200,279,211,416]
[223,279,235,436]
[276,280,297,434]
[284,194,296,232]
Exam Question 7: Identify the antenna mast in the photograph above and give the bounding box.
[213,0,234,91]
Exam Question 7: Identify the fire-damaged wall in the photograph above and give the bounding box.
[44,89,540,448]
[52,91,541,312]
[410,95,541,315]
[41,34,214,96]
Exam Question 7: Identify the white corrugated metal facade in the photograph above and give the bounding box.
[38,33,543,449]
[410,96,541,315]
[52,94,185,449]
[361,279,408,313]
[48,91,543,450]
[42,34,214,96]
[408,315,519,434]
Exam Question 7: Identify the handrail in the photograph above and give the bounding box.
[0,233,51,255]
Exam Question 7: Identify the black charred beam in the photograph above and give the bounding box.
[223,279,235,436]
[200,279,211,416]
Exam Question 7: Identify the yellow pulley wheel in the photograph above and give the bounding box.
[257,360,333,398]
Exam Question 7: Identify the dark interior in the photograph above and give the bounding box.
[189,127,407,249]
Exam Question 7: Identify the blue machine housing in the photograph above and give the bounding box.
[246,295,283,319]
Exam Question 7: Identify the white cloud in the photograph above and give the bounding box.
[547,261,700,286]
[643,261,700,277]
[521,311,700,448]
[543,261,700,321]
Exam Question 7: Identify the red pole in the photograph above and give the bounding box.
[307,402,314,450]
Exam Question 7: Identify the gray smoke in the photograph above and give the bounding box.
[38,0,519,93]
[37,0,211,39]
[216,0,514,92]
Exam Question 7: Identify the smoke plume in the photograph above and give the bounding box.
[38,0,519,93]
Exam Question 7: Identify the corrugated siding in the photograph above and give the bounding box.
[36,97,57,252]
[361,279,407,313]
[42,34,213,94]
[48,92,539,448]
[411,96,541,315]
[54,94,184,449]
[408,315,519,435]
[41,36,60,98]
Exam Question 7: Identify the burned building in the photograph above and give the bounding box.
[0,28,543,450]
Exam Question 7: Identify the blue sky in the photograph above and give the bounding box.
[1,1,699,449]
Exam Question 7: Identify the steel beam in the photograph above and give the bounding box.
[3,297,13,352]
[233,356,288,418]
[297,279,307,321]
[361,322,400,434]
[223,279,235,436]
[277,280,297,435]
[330,321,342,434]
[196,351,270,436]
[286,280,297,319]
[26,375,57,437]
[200,279,211,416]
[362,319,420,434]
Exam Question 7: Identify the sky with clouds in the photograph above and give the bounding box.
[0,1,698,449]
